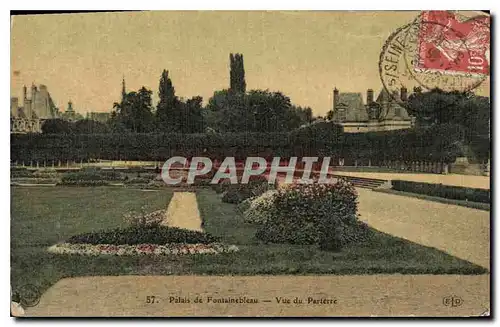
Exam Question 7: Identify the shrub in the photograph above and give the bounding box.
[58,180,110,186]
[212,179,233,194]
[66,225,220,245]
[11,169,34,178]
[221,176,275,204]
[242,190,278,224]
[252,179,369,250]
[32,169,59,178]
[61,170,124,183]
[392,180,490,203]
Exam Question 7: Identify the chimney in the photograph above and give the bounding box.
[22,85,27,100]
[400,86,408,102]
[367,89,374,104]
[333,87,339,110]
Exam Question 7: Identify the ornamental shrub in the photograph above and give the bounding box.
[61,169,124,183]
[221,176,275,204]
[242,190,279,224]
[252,179,369,250]
[66,226,219,245]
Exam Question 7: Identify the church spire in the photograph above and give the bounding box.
[121,76,126,102]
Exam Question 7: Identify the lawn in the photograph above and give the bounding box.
[11,186,487,300]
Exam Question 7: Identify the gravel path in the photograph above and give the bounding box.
[24,275,489,317]
[331,171,490,189]
[161,192,203,232]
[356,188,490,269]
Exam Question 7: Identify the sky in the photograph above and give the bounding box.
[11,11,490,116]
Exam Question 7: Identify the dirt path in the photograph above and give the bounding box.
[161,192,203,232]
[24,275,489,317]
[356,188,490,269]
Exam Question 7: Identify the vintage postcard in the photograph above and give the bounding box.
[10,10,490,317]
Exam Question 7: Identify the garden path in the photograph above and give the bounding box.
[356,188,490,269]
[24,275,489,316]
[161,192,203,232]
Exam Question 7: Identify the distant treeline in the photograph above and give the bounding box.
[10,122,489,164]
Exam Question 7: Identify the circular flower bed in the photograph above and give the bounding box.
[48,242,239,256]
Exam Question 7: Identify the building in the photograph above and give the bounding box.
[60,100,84,122]
[330,87,414,133]
[11,84,58,134]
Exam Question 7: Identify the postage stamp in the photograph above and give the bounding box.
[10,10,490,318]
[414,11,490,76]
[379,10,490,105]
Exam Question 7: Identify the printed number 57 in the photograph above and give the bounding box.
[146,296,156,303]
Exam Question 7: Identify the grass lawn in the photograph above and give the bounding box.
[11,186,487,300]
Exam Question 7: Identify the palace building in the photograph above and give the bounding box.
[11,84,59,134]
[330,87,414,133]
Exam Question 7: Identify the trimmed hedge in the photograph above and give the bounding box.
[11,123,479,163]
[391,180,490,203]
[67,226,220,245]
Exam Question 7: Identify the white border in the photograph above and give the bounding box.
[3,1,497,325]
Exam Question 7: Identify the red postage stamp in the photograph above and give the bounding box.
[415,11,490,76]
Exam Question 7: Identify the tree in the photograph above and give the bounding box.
[111,87,154,133]
[181,96,205,133]
[156,70,179,131]
[205,89,313,132]
[41,119,73,134]
[229,53,246,93]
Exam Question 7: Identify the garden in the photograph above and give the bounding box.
[11,174,488,302]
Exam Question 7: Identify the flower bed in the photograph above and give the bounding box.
[48,242,239,256]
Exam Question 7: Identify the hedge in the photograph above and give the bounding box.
[11,124,485,163]
[391,180,490,203]
[67,226,219,245]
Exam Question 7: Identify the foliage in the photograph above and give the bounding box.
[11,169,34,178]
[205,89,314,132]
[12,123,480,163]
[58,180,110,186]
[229,53,246,93]
[73,119,110,134]
[111,87,155,132]
[242,190,278,224]
[392,180,490,204]
[221,176,274,204]
[41,119,73,134]
[66,225,220,245]
[252,179,370,250]
[407,89,490,139]
[61,170,123,182]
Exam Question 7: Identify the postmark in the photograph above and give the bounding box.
[379,11,490,105]
[17,284,41,307]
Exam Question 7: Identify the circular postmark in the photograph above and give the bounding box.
[379,11,490,106]
[17,284,41,307]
